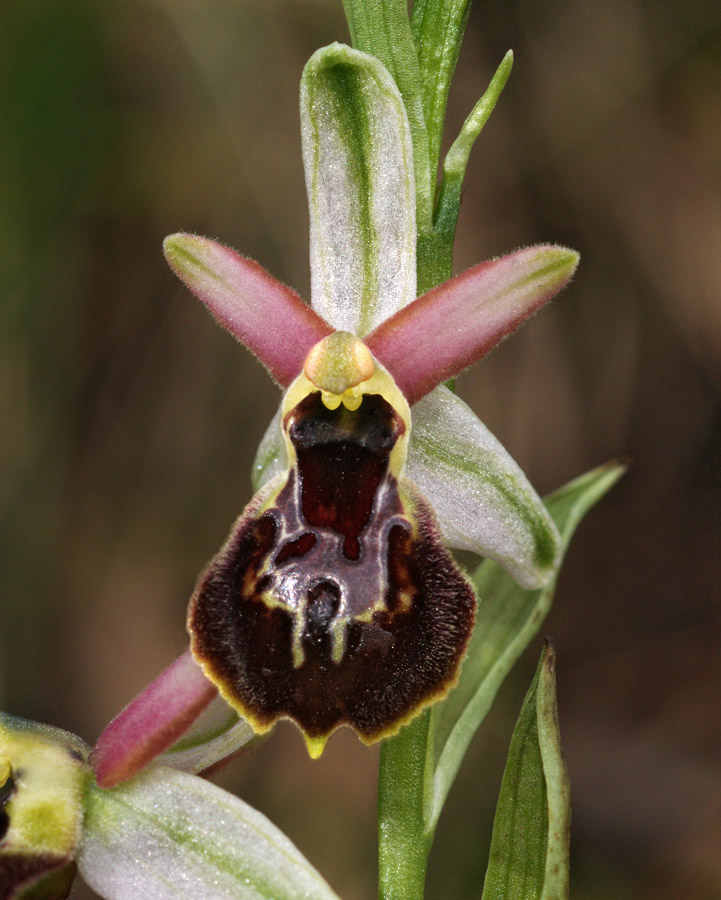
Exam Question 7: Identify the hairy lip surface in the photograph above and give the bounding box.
[189,390,476,751]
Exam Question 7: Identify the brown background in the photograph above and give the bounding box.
[0,2,719,898]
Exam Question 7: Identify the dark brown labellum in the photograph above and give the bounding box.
[189,389,475,755]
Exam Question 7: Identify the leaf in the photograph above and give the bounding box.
[340,0,432,232]
[426,461,625,833]
[407,386,560,589]
[410,0,473,176]
[480,642,570,900]
[301,43,417,336]
[78,765,342,900]
[434,51,513,243]
[377,463,623,900]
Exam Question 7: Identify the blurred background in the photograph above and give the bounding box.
[0,1,719,898]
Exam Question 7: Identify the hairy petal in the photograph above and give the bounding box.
[164,234,333,386]
[301,43,416,336]
[367,245,579,403]
[91,651,218,789]
[407,386,560,589]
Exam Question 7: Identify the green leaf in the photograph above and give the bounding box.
[481,642,570,900]
[377,463,623,900]
[301,43,417,336]
[340,0,433,234]
[410,0,473,178]
[434,51,513,245]
[426,462,625,833]
[78,765,342,900]
[537,652,572,900]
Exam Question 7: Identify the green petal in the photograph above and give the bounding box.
[407,386,560,589]
[481,643,570,900]
[301,43,416,336]
[79,765,342,900]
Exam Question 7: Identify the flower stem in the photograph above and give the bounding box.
[377,711,433,900]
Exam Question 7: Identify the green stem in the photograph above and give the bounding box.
[370,12,511,900]
[377,711,433,900]
[417,229,453,295]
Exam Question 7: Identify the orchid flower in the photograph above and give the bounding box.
[90,43,578,788]
[0,715,87,898]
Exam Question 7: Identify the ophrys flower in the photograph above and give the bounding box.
[92,44,578,781]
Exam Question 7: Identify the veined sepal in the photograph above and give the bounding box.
[78,764,342,900]
[407,386,560,589]
[156,694,256,776]
[301,44,417,336]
